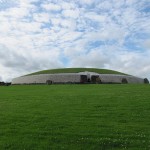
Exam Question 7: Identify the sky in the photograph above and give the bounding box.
[0,0,150,82]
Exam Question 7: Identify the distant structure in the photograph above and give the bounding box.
[12,71,149,85]
[0,82,11,86]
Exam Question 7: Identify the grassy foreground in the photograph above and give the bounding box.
[0,84,150,150]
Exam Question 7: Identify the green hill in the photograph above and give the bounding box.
[26,68,128,76]
[0,84,150,149]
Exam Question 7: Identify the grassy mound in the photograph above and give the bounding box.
[27,68,128,76]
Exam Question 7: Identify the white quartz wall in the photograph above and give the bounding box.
[99,74,144,83]
[12,73,145,84]
[12,74,81,84]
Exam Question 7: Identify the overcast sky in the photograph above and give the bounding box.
[0,0,150,81]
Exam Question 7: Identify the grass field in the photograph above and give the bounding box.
[0,84,150,150]
[27,68,128,76]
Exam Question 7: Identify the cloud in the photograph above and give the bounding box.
[41,2,61,11]
[69,46,150,79]
[85,12,107,23]
[0,0,150,81]
[62,9,80,19]
[0,75,2,81]
[78,0,95,5]
[33,12,50,23]
[0,0,17,10]
[144,40,150,49]
[0,43,63,81]
[69,48,110,68]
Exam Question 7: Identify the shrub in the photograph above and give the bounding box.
[144,78,149,84]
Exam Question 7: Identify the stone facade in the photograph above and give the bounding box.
[98,74,144,84]
[12,72,147,84]
[12,73,85,84]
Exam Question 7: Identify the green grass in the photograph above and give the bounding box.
[0,84,150,150]
[26,68,128,76]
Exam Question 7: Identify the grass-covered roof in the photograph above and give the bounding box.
[26,68,128,76]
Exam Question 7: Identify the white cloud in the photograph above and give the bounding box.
[144,40,150,49]
[41,3,61,11]
[60,31,82,42]
[85,12,107,22]
[78,0,94,5]
[97,1,112,10]
[0,76,2,81]
[0,0,150,82]
[70,48,110,68]
[62,9,80,19]
[51,18,76,30]
[0,44,63,81]
[33,12,50,23]
[61,1,76,9]
[69,46,150,79]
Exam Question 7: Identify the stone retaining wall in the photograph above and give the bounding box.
[12,72,146,84]
[12,74,82,84]
[98,74,144,84]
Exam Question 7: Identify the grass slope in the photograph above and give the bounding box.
[0,84,150,150]
[27,68,128,76]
